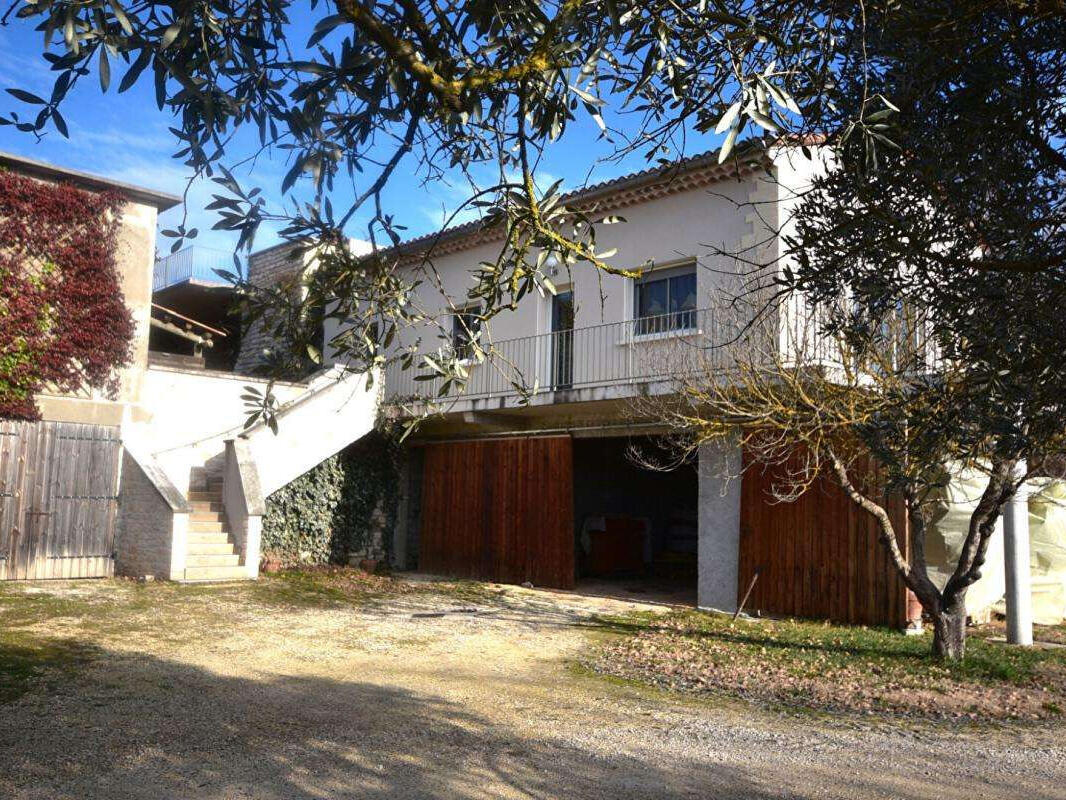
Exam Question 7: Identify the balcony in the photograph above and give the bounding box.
[153,247,239,292]
[385,306,760,410]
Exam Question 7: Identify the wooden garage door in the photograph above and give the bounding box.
[738,452,910,627]
[419,436,575,589]
[0,420,121,580]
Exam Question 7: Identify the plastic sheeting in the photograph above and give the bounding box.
[924,469,1007,621]
[1023,479,1066,625]
[924,470,1066,625]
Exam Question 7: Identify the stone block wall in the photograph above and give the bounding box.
[115,451,186,580]
[234,242,306,374]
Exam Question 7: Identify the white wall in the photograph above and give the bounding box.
[127,366,306,494]
[395,176,759,349]
[380,172,785,408]
[130,363,380,498]
[243,368,381,496]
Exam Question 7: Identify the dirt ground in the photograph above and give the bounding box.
[1,575,1065,800]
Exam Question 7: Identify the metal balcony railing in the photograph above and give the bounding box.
[153,247,239,291]
[385,305,764,404]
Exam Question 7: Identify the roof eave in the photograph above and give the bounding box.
[0,150,182,211]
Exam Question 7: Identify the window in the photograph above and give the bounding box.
[634,263,697,334]
[451,306,481,361]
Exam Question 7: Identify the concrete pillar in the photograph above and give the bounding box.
[697,439,743,613]
[1003,465,1033,646]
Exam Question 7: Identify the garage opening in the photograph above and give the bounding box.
[572,436,698,606]
[412,434,698,603]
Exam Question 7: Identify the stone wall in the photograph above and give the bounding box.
[233,242,306,374]
[0,151,178,428]
[115,450,188,580]
[34,198,160,426]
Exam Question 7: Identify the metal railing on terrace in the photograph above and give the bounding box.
[385,305,771,405]
[153,247,239,291]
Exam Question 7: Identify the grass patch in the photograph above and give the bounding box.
[583,609,1066,721]
[0,635,98,703]
[0,569,505,702]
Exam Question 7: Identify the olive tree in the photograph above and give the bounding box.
[639,291,1066,660]
[781,0,1066,656]
[644,2,1066,659]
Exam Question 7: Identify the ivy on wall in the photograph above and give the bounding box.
[0,170,133,419]
[261,430,400,566]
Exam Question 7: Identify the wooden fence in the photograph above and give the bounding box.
[0,420,121,580]
[419,436,575,589]
[738,452,911,628]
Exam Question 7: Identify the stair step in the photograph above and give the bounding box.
[190,511,225,522]
[188,520,229,533]
[189,501,224,513]
[188,480,223,493]
[187,541,236,555]
[183,565,248,582]
[186,553,240,567]
[187,531,232,544]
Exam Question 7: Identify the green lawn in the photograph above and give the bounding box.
[584,609,1066,721]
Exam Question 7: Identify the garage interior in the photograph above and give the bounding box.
[572,435,698,605]
[409,434,698,606]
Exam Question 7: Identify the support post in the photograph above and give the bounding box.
[1003,463,1033,646]
[697,439,742,613]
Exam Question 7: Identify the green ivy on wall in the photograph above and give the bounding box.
[261,430,400,566]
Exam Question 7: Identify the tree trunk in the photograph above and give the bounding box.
[931,601,967,660]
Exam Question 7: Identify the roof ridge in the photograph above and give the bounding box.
[249,136,784,264]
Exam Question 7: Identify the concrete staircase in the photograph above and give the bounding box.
[184,477,246,582]
[123,365,381,583]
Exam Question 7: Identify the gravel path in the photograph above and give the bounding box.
[1,580,1064,799]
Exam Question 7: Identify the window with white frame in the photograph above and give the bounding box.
[451,305,481,361]
[634,262,697,334]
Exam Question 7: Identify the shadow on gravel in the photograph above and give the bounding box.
[0,644,792,800]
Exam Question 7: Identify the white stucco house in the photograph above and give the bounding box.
[0,143,921,627]
[236,140,920,628]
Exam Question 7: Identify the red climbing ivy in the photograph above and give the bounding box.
[0,169,134,419]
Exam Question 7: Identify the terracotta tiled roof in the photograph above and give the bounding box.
[249,137,780,265]
[387,139,771,263]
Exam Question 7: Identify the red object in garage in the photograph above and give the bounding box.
[585,517,647,576]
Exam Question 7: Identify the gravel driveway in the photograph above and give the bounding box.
[1,577,1064,799]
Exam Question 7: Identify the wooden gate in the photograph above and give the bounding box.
[0,420,121,580]
[419,436,575,589]
[738,453,910,627]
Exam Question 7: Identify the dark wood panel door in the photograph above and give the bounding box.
[419,436,575,589]
[738,450,910,628]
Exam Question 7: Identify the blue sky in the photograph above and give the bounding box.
[0,18,724,258]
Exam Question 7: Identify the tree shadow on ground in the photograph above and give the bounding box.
[0,639,783,800]
[1,630,1062,800]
